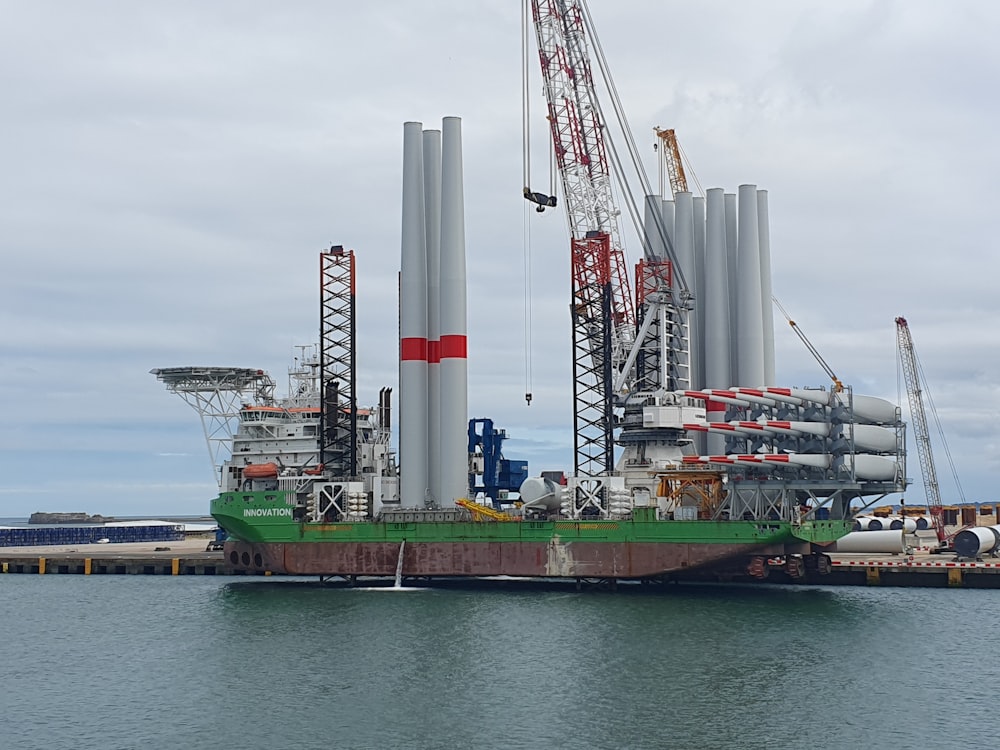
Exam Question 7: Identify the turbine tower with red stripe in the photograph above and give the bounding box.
[399,118,468,508]
[438,117,469,506]
[400,121,430,507]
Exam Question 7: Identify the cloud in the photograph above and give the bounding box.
[2,1,998,516]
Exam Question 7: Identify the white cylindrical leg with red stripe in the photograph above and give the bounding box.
[400,121,429,507]
[438,116,468,507]
[423,127,442,507]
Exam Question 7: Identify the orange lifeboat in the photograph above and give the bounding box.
[243,463,279,479]
[303,464,325,476]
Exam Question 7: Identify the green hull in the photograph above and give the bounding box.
[213,491,852,579]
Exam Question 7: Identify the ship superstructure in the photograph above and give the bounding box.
[222,342,398,520]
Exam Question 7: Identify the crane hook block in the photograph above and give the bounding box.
[525,392,533,406]
[523,188,557,212]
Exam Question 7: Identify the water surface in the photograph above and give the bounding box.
[2,577,996,749]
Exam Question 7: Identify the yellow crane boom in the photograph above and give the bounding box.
[654,127,688,196]
[455,498,517,522]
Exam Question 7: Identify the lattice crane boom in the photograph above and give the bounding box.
[895,316,946,544]
[529,0,635,476]
[654,127,688,197]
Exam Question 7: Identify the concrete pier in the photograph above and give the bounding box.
[0,538,227,576]
[671,549,1000,589]
[5,536,1000,586]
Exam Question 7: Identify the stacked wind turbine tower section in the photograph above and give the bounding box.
[641,183,777,395]
[627,175,905,522]
[680,387,905,520]
[757,190,776,387]
[702,188,731,455]
[735,184,766,388]
[398,118,469,509]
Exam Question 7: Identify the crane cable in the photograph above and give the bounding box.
[578,1,686,292]
[521,0,531,199]
[896,337,967,504]
[676,139,706,198]
[772,296,843,392]
[521,0,534,405]
[520,0,556,214]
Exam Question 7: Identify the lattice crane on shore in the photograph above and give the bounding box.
[895,315,961,549]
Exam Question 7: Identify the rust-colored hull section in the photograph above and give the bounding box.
[226,540,786,579]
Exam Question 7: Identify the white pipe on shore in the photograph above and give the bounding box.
[833,530,906,554]
[954,526,1000,559]
[854,516,890,531]
[888,517,917,533]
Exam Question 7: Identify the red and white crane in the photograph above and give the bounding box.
[527,0,692,481]
[528,0,635,477]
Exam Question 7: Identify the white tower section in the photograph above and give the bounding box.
[400,121,430,507]
[724,192,738,385]
[423,128,443,506]
[757,189,776,386]
[702,189,731,454]
[693,195,707,392]
[438,116,469,506]
[735,184,765,386]
[642,195,668,259]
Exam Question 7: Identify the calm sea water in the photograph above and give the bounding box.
[2,576,997,750]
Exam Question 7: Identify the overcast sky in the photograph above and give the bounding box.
[3,1,998,519]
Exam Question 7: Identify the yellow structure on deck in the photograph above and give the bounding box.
[455,498,517,522]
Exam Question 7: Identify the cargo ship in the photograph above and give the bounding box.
[163,114,909,583]
[170,8,909,581]
[207,347,897,581]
